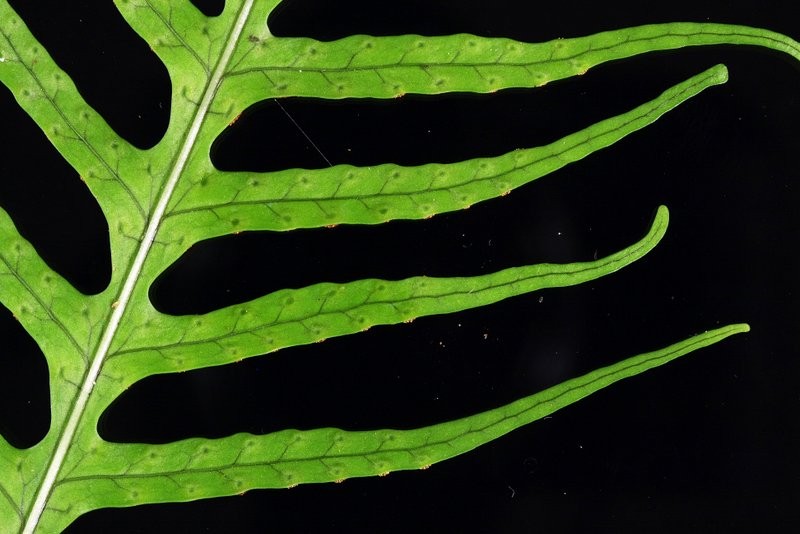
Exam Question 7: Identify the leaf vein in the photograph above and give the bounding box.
[141,0,211,76]
[0,26,147,222]
[0,253,90,360]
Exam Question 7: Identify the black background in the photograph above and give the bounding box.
[1,1,799,532]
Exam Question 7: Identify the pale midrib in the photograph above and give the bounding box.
[20,2,256,532]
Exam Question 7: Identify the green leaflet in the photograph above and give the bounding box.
[5,0,797,531]
[105,205,670,388]
[46,323,749,532]
[163,64,726,248]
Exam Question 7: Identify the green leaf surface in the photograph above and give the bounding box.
[103,205,669,390]
[45,323,748,534]
[6,1,796,530]
[162,63,726,249]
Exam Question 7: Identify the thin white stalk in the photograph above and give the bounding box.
[21,2,255,532]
